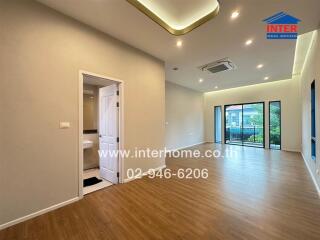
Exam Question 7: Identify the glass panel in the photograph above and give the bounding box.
[311,81,316,160]
[312,140,316,159]
[214,106,222,143]
[225,105,243,145]
[242,103,264,147]
[269,101,281,150]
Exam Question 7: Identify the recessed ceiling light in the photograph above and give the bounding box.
[245,39,253,46]
[264,76,269,80]
[257,64,264,69]
[214,86,218,89]
[199,78,203,83]
[176,40,182,47]
[231,11,240,19]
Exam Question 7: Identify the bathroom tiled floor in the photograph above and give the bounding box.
[83,168,113,195]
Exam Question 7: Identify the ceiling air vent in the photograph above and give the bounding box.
[199,58,237,74]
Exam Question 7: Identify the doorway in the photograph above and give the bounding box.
[224,102,265,148]
[79,71,124,197]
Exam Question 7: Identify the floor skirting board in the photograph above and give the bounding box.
[301,153,320,197]
[1,164,168,229]
[0,197,80,230]
[166,142,206,152]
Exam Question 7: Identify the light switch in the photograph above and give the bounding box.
[60,122,71,129]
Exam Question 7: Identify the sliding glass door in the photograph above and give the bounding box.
[269,101,281,150]
[243,103,264,146]
[225,104,242,145]
[225,102,264,147]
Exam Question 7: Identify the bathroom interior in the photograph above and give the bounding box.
[83,75,118,195]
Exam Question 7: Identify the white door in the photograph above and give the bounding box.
[99,84,119,184]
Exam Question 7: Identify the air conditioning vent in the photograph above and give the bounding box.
[199,58,237,74]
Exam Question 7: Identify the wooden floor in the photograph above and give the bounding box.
[1,143,320,240]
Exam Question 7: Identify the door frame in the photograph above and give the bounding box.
[224,101,265,148]
[78,70,125,198]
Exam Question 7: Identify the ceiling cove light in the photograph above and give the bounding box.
[257,64,264,69]
[199,78,204,83]
[231,11,240,19]
[245,39,253,46]
[127,0,220,35]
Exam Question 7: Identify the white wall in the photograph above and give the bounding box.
[204,78,301,152]
[165,82,204,150]
[300,30,320,191]
[0,0,165,226]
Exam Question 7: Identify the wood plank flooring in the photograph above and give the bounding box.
[1,143,320,240]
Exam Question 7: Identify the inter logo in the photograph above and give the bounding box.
[263,12,301,39]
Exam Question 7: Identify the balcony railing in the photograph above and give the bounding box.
[225,126,264,144]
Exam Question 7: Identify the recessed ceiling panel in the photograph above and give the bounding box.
[127,0,220,35]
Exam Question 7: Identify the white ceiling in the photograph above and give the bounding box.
[38,0,320,92]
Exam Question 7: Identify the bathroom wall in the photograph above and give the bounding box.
[83,84,99,170]
[83,84,98,131]
[0,0,165,226]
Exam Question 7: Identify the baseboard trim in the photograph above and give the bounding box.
[167,142,206,152]
[124,165,166,183]
[301,153,320,197]
[282,148,301,153]
[0,197,80,230]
